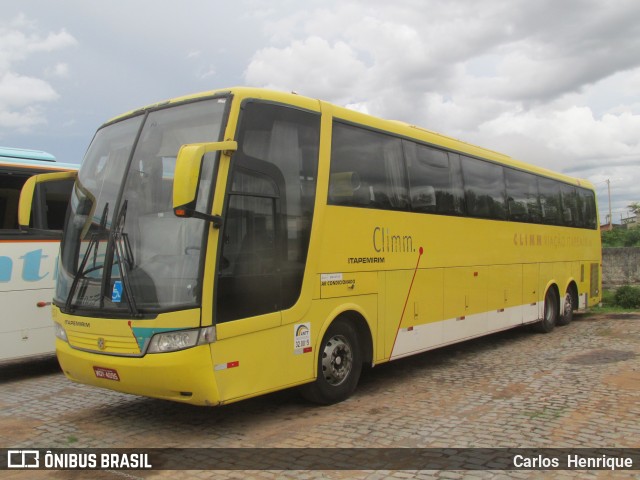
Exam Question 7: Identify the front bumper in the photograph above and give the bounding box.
[56,340,221,406]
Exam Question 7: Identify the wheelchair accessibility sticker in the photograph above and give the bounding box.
[111,281,123,303]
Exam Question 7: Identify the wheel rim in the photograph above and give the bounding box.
[563,293,573,321]
[321,334,353,386]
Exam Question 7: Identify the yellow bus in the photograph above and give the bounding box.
[22,87,601,405]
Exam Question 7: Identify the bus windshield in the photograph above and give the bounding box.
[56,97,227,314]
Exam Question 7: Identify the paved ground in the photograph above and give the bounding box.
[1,313,639,479]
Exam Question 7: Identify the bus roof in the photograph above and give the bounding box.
[0,146,78,171]
[105,87,594,190]
[0,146,56,162]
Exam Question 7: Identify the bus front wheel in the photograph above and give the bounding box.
[300,319,362,405]
[534,288,558,333]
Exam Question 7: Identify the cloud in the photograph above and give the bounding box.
[198,64,217,80]
[245,0,640,113]
[46,62,70,78]
[0,72,58,128]
[0,20,76,70]
[0,15,77,130]
[244,0,640,214]
[479,105,640,163]
[0,71,58,106]
[246,36,368,103]
[1,1,637,217]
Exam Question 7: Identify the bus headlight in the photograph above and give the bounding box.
[54,322,68,342]
[147,326,216,354]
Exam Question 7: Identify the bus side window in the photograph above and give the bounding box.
[538,177,562,226]
[31,179,74,230]
[329,122,409,211]
[0,172,28,230]
[560,184,579,227]
[42,179,74,230]
[405,141,464,215]
[505,168,542,223]
[461,156,507,220]
[579,188,597,229]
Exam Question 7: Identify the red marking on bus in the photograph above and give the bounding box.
[391,247,424,355]
[127,321,140,352]
[303,347,312,354]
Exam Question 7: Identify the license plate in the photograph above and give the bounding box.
[93,366,120,381]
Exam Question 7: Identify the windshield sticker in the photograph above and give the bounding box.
[111,281,123,303]
[294,322,312,354]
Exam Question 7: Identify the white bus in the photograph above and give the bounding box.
[0,147,76,362]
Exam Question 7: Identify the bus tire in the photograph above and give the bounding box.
[300,319,362,405]
[534,287,558,333]
[557,289,575,326]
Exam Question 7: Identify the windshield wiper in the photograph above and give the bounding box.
[111,200,139,316]
[65,202,110,312]
[64,199,141,316]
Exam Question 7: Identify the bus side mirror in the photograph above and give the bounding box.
[173,141,237,226]
[19,171,77,235]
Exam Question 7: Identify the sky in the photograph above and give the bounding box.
[1,0,639,223]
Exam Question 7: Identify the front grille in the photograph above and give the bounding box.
[67,330,141,356]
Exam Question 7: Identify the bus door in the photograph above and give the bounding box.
[212,101,321,400]
[173,100,321,401]
[216,101,321,327]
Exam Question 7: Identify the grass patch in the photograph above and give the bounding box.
[587,288,640,314]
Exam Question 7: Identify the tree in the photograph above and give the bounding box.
[628,202,640,215]
[602,228,640,247]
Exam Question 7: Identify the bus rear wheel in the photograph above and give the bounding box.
[557,290,574,326]
[300,319,362,405]
[534,288,558,333]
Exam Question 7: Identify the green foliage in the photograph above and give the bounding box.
[600,289,616,307]
[591,288,640,313]
[601,228,640,247]
[613,286,640,309]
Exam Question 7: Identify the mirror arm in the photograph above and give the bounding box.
[193,212,223,229]
[174,208,222,228]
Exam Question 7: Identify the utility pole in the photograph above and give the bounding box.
[607,179,612,230]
